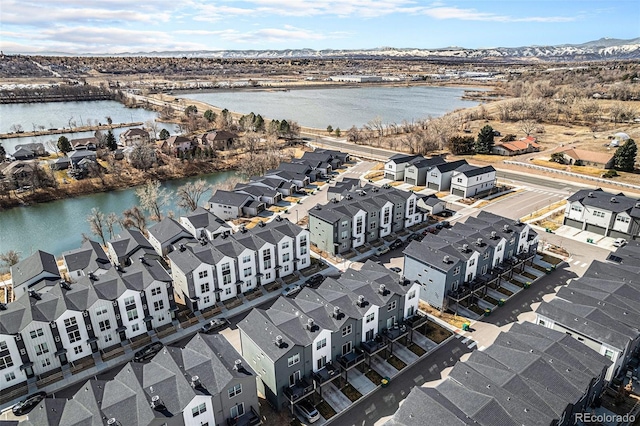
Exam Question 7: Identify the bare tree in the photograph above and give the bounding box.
[519,119,538,136]
[121,206,147,234]
[176,179,209,212]
[87,208,107,246]
[0,250,20,272]
[144,120,159,140]
[129,143,157,171]
[241,132,261,155]
[106,212,119,240]
[135,180,171,222]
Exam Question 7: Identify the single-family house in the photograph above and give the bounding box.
[201,130,238,150]
[118,128,150,146]
[557,148,614,169]
[208,190,258,220]
[425,160,468,191]
[147,217,195,256]
[165,136,193,153]
[417,194,446,216]
[383,154,423,181]
[11,148,35,161]
[403,157,446,186]
[449,164,496,198]
[69,137,98,151]
[491,136,541,156]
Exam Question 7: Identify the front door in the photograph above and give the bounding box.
[407,305,415,317]
[289,370,301,386]
[342,341,352,356]
[365,329,374,341]
[386,316,396,329]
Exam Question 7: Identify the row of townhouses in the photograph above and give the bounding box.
[384,154,496,198]
[563,188,640,240]
[403,211,539,311]
[1,256,175,393]
[309,184,423,255]
[168,216,310,311]
[536,242,640,381]
[208,149,349,220]
[21,333,261,426]
[238,260,422,412]
[385,321,612,426]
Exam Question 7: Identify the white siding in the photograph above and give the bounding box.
[89,300,119,350]
[145,282,172,329]
[56,311,90,363]
[583,206,612,228]
[278,237,295,278]
[465,252,479,282]
[361,305,379,342]
[238,248,257,293]
[117,290,146,340]
[565,201,584,221]
[182,395,215,426]
[21,321,60,376]
[613,212,631,233]
[352,210,367,248]
[379,202,393,237]
[296,231,311,270]
[216,256,237,302]
[0,335,24,389]
[193,263,216,309]
[404,283,420,318]
[259,244,276,285]
[312,329,332,372]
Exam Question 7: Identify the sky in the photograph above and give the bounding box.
[1,0,639,54]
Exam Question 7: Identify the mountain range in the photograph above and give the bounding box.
[107,38,640,61]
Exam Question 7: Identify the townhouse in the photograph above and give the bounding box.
[0,257,175,394]
[449,164,496,198]
[309,184,421,255]
[563,188,640,239]
[536,257,640,381]
[403,212,538,311]
[425,159,468,191]
[147,216,195,256]
[179,206,232,240]
[168,217,310,312]
[384,322,611,426]
[383,154,423,181]
[106,228,160,267]
[238,261,420,412]
[62,239,112,280]
[403,156,446,186]
[10,250,61,298]
[208,190,264,220]
[22,333,261,426]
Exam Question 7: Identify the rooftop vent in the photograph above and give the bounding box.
[233,359,243,370]
[461,243,469,252]
[88,272,97,281]
[106,419,120,426]
[476,238,483,246]
[333,306,342,318]
[636,202,640,209]
[116,265,124,272]
[28,290,41,300]
[139,256,147,265]
[306,318,316,331]
[490,231,497,239]
[357,295,366,307]
[275,215,283,222]
[443,255,450,264]
[379,284,387,295]
[258,221,266,227]
[60,280,72,291]
[611,197,617,203]
[331,198,338,203]
[315,204,322,211]
[240,225,247,233]
[190,375,201,388]
[150,395,166,411]
[372,188,379,193]
[345,194,353,200]
[503,224,509,232]
[275,335,284,347]
[588,192,594,198]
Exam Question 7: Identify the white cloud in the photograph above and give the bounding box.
[421,6,575,23]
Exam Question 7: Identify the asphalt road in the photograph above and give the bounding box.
[341,337,474,426]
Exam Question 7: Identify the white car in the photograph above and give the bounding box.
[296,400,320,423]
[282,284,302,297]
[613,238,627,248]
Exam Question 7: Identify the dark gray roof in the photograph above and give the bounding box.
[63,240,111,274]
[406,156,446,169]
[208,189,252,207]
[454,164,496,177]
[148,217,192,246]
[384,387,471,426]
[432,159,468,173]
[388,154,422,164]
[420,195,444,206]
[108,228,153,260]
[567,188,638,214]
[11,250,60,288]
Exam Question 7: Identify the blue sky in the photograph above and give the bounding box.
[1,0,638,54]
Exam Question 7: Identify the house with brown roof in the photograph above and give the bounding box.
[119,128,150,146]
[70,137,98,151]
[200,130,238,150]
[163,135,193,153]
[491,136,541,156]
[557,148,614,169]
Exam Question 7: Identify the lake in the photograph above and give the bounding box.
[0,171,237,258]
[180,85,482,129]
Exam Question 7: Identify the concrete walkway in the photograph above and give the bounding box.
[347,368,377,396]
[411,332,437,352]
[322,382,352,413]
[392,344,418,365]
[370,355,399,378]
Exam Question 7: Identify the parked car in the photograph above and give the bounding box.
[408,233,421,241]
[296,400,321,424]
[133,342,164,362]
[390,267,402,273]
[200,318,229,334]
[377,246,391,255]
[390,239,403,250]
[441,220,451,228]
[305,273,325,288]
[613,238,627,247]
[282,284,302,297]
[12,392,46,416]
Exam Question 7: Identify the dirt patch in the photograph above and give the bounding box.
[340,383,363,402]
[407,343,427,357]
[386,354,407,370]
[419,301,469,329]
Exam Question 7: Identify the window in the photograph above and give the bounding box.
[228,383,242,398]
[452,280,459,290]
[342,324,352,337]
[73,345,83,355]
[341,230,348,239]
[151,287,161,296]
[203,295,210,304]
[469,259,475,267]
[388,301,397,311]
[243,255,251,263]
[300,236,307,247]
[131,323,140,332]
[383,209,390,223]
[5,372,15,382]
[65,317,81,343]
[201,282,210,293]
[282,253,290,262]
[282,241,290,250]
[366,313,375,323]
[453,266,460,275]
[154,300,164,311]
[41,358,51,368]
[356,217,363,234]
[570,205,582,212]
[99,320,111,332]
[265,272,271,280]
[604,349,614,361]
[342,341,352,356]
[0,341,7,351]
[284,265,290,272]
[538,319,545,326]
[341,220,348,227]
[222,263,232,286]
[592,211,605,218]
[35,343,49,356]
[198,270,208,279]
[408,290,416,300]
[301,245,307,255]
[316,338,327,350]
[263,249,272,269]
[225,288,232,295]
[30,328,44,339]
[483,252,489,260]
[301,258,307,265]
[456,178,462,183]
[317,356,327,370]
[96,307,108,316]
[616,216,630,223]
[230,403,245,419]
[497,245,502,252]
[0,354,13,370]
[370,222,376,230]
[288,353,300,367]
[192,403,207,417]
[104,334,113,343]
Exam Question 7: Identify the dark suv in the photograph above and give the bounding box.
[133,342,164,362]
[390,239,403,250]
[305,274,325,288]
[12,392,46,416]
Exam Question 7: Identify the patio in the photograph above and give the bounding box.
[347,368,377,395]
[322,382,352,413]
[391,344,418,365]
[312,362,341,386]
[370,355,399,378]
[337,348,365,370]
[410,332,437,352]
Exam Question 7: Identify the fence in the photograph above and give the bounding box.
[503,161,640,191]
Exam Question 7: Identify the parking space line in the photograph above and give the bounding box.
[573,260,581,265]
[580,263,588,268]
[467,341,477,349]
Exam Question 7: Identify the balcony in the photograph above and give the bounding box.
[227,406,262,426]
[361,335,388,355]
[382,324,408,342]
[405,313,428,329]
[313,362,340,385]
[283,378,314,403]
[336,348,366,370]
[448,287,471,302]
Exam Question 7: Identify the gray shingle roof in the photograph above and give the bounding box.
[148,217,192,246]
[567,188,638,214]
[453,164,495,177]
[108,228,153,260]
[11,250,60,288]
[208,189,252,207]
[63,240,111,274]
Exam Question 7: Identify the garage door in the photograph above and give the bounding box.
[563,218,583,230]
[585,223,606,235]
[406,178,416,186]
[384,172,394,180]
[428,182,439,190]
[452,188,465,197]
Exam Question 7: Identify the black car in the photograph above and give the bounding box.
[200,318,229,334]
[305,273,325,288]
[12,392,46,416]
[408,233,421,241]
[390,239,403,250]
[441,221,451,228]
[133,342,164,362]
[389,267,402,273]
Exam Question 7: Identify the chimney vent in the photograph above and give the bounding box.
[333,306,341,318]
[476,238,483,245]
[379,284,387,295]
[490,231,497,239]
[60,280,72,291]
[233,359,243,370]
[357,295,366,307]
[611,197,617,203]
[462,243,469,252]
[588,192,594,198]
[306,318,315,331]
[275,335,283,347]
[443,255,450,264]
[503,224,509,232]
[190,376,201,388]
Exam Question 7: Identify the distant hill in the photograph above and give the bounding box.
[98,37,640,61]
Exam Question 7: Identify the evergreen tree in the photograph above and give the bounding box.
[203,109,216,122]
[254,115,265,132]
[475,125,495,154]
[159,129,170,140]
[614,138,637,172]
[106,130,118,151]
[57,136,72,154]
[0,142,5,159]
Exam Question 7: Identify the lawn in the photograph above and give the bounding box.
[340,383,363,402]
[422,320,454,343]
[365,368,384,385]
[496,287,514,297]
[315,400,336,420]
[386,355,407,371]
[407,343,426,357]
